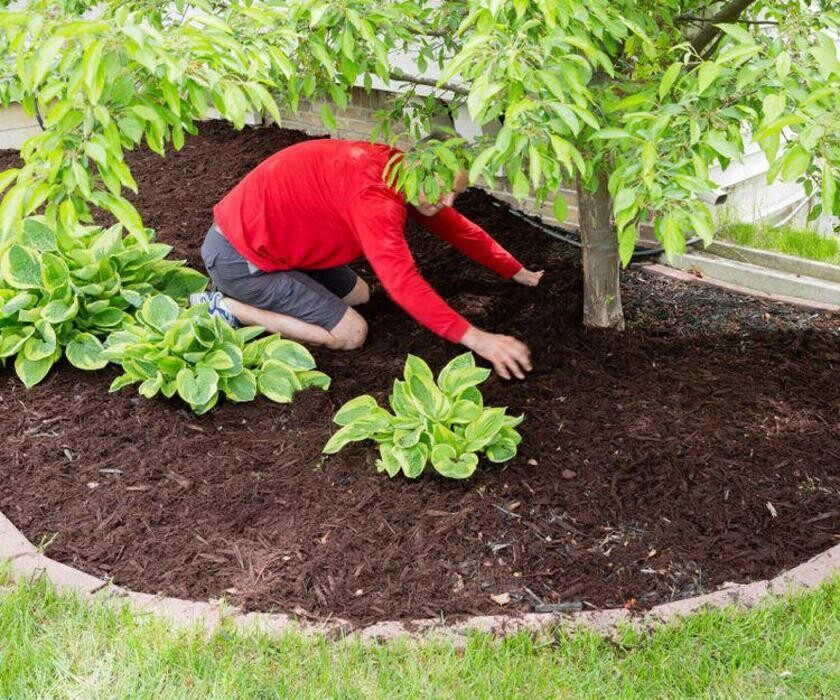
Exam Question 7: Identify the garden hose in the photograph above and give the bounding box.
[489,199,703,262]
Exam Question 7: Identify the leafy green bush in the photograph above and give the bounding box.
[103,294,330,414]
[323,353,522,479]
[0,216,331,415]
[0,217,206,386]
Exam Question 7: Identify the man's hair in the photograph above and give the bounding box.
[417,129,456,146]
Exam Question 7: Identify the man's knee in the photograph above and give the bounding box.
[342,277,370,306]
[327,308,368,350]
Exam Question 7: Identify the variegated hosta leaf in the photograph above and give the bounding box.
[324,352,522,479]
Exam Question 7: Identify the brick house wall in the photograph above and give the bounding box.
[276,87,579,229]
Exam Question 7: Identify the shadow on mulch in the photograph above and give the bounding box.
[0,122,838,625]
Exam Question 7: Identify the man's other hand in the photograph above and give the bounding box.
[512,268,544,286]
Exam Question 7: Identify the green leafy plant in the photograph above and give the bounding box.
[323,353,522,479]
[0,216,206,386]
[102,294,331,414]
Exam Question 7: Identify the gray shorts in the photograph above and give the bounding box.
[200,225,357,331]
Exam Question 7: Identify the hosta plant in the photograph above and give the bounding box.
[0,216,207,386]
[323,353,522,479]
[103,294,330,414]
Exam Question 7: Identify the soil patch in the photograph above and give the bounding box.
[1,122,838,625]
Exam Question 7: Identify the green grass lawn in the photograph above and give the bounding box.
[1,568,837,699]
[719,222,840,265]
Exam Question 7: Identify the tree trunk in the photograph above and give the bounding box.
[576,171,625,330]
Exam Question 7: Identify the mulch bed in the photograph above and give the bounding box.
[1,122,838,625]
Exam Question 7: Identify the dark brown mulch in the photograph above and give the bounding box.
[0,122,838,626]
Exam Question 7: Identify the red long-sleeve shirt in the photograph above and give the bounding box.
[213,139,523,343]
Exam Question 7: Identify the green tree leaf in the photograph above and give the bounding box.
[658,62,681,100]
[469,146,496,185]
[698,62,722,95]
[618,225,636,267]
[822,163,836,215]
[780,146,811,182]
[82,40,106,103]
[614,188,636,214]
[319,103,336,131]
[762,94,785,124]
[0,185,26,236]
[705,131,741,161]
[775,51,791,80]
[690,205,716,246]
[29,36,64,88]
[810,32,840,80]
[91,192,146,242]
[553,195,569,222]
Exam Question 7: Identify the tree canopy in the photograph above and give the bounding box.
[0,0,837,287]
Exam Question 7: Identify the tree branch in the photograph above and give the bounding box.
[405,27,450,38]
[388,71,469,96]
[679,15,777,26]
[689,0,760,53]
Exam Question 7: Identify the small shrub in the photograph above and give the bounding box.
[103,294,330,414]
[323,353,523,479]
[0,218,330,416]
[0,216,206,386]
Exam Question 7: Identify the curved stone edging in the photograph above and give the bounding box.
[2,510,838,643]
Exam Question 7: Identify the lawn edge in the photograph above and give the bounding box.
[2,509,838,643]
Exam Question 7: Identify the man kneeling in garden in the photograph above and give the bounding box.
[190,138,543,380]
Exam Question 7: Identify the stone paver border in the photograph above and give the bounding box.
[2,510,838,643]
[645,263,840,312]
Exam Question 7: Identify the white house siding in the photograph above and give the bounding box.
[0,104,39,149]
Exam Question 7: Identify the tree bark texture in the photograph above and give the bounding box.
[689,0,759,54]
[576,171,625,330]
